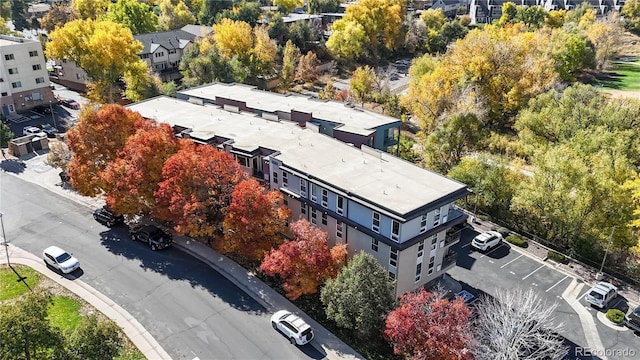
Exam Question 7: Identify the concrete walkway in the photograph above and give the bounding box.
[1,153,364,360]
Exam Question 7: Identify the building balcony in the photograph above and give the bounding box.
[444,223,466,247]
[252,168,264,179]
[383,136,398,147]
[442,250,457,271]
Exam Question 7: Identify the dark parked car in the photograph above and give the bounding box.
[33,105,52,115]
[38,123,58,138]
[129,225,173,250]
[626,306,640,332]
[93,206,124,227]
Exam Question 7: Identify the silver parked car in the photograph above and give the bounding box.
[471,231,503,251]
[585,281,617,309]
[270,310,314,345]
[43,245,80,274]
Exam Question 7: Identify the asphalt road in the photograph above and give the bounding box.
[0,172,324,360]
[448,228,640,360]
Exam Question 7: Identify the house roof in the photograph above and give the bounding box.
[134,30,196,54]
[180,24,214,38]
[179,83,401,137]
[127,96,468,218]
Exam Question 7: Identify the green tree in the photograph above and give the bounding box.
[514,6,547,28]
[549,30,595,81]
[0,122,13,148]
[198,0,233,26]
[11,0,29,31]
[65,315,123,360]
[320,251,395,338]
[73,0,110,20]
[215,1,262,27]
[0,291,65,360]
[396,133,422,163]
[179,42,235,87]
[106,0,158,35]
[267,13,288,45]
[41,2,77,32]
[350,65,378,106]
[45,19,146,103]
[623,0,640,33]
[288,20,317,53]
[158,0,196,31]
[280,40,300,92]
[308,0,340,14]
[497,2,517,26]
[325,19,367,61]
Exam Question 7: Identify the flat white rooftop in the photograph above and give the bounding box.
[127,96,467,217]
[179,83,401,136]
[0,35,38,46]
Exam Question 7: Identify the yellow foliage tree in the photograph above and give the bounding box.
[212,18,253,59]
[158,0,196,31]
[73,0,110,20]
[326,19,367,60]
[45,19,146,103]
[272,0,303,13]
[586,21,618,70]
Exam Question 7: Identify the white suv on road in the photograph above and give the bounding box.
[271,310,314,345]
[585,282,618,309]
[471,231,503,251]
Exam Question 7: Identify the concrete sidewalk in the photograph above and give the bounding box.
[2,153,365,360]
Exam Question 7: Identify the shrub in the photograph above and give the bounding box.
[606,309,625,324]
[505,235,527,247]
[497,227,510,237]
[547,250,565,263]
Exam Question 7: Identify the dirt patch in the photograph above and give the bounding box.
[603,89,640,100]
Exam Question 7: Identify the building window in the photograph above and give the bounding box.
[237,156,248,167]
[431,235,437,250]
[35,77,45,84]
[420,214,427,233]
[311,210,317,225]
[321,189,328,207]
[11,82,22,88]
[336,222,343,238]
[0,78,3,82]
[321,212,327,225]
[272,171,278,184]
[32,64,41,71]
[283,198,288,206]
[154,51,165,57]
[337,195,344,215]
[310,183,317,202]
[169,49,177,54]
[415,263,422,282]
[301,203,306,215]
[29,50,38,57]
[141,54,150,59]
[388,271,396,282]
[300,179,306,197]
[389,249,398,268]
[417,241,424,259]
[428,256,435,275]
[1,92,7,96]
[391,220,399,241]
[8,68,18,75]
[282,171,288,187]
[371,238,378,252]
[372,212,380,233]
[4,54,14,60]
[433,208,441,226]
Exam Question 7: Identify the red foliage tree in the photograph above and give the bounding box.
[101,123,182,216]
[260,219,347,300]
[66,104,152,196]
[384,289,473,360]
[221,179,291,260]
[154,142,245,239]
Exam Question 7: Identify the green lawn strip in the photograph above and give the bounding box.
[598,61,640,91]
[114,346,146,360]
[48,296,83,332]
[0,265,40,300]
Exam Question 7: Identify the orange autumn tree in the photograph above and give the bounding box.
[154,142,245,239]
[102,123,182,216]
[66,104,151,196]
[260,219,347,300]
[384,289,473,360]
[220,179,291,260]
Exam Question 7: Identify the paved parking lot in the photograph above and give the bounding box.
[448,227,640,360]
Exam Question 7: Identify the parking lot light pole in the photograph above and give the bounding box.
[596,225,616,281]
[49,101,57,130]
[0,212,8,266]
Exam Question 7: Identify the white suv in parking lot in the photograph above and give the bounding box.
[471,231,503,251]
[585,281,617,309]
[271,310,314,345]
[23,125,46,137]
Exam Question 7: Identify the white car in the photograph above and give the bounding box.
[270,310,314,345]
[43,246,80,274]
[471,231,503,251]
[585,282,617,309]
[23,126,46,137]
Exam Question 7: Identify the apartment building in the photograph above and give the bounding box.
[127,95,470,298]
[0,35,55,116]
[469,0,624,24]
[178,83,402,152]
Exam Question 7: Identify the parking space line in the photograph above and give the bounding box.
[545,275,569,293]
[479,244,505,258]
[461,242,471,248]
[500,254,523,269]
[522,264,546,280]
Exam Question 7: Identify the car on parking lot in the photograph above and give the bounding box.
[585,281,617,309]
[33,105,53,115]
[43,245,80,274]
[471,231,503,251]
[59,98,80,110]
[270,310,314,345]
[93,206,124,227]
[129,225,173,250]
[625,305,640,332]
[38,123,58,137]
[22,125,46,137]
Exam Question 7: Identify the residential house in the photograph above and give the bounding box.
[127,95,470,298]
[177,83,401,152]
[469,0,623,23]
[430,0,468,17]
[0,35,55,116]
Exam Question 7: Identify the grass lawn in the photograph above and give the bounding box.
[48,296,83,332]
[0,265,40,300]
[595,61,640,91]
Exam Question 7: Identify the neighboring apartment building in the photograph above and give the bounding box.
[0,35,55,116]
[127,95,470,298]
[178,83,402,152]
[469,0,624,23]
